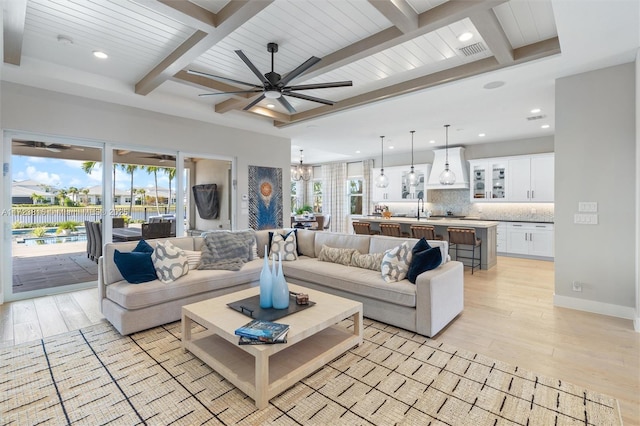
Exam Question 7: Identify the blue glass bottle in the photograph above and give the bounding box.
[259,245,272,309]
[271,253,290,309]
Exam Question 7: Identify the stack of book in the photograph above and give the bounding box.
[234,319,289,345]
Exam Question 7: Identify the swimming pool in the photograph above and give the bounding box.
[21,234,88,246]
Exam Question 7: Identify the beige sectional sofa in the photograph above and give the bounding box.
[99,229,464,336]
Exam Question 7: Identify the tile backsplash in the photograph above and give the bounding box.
[380,189,554,222]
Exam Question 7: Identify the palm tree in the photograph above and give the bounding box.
[81,188,90,205]
[68,186,79,204]
[145,166,161,214]
[81,161,118,200]
[135,188,147,205]
[165,167,176,208]
[121,164,138,216]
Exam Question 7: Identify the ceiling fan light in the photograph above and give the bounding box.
[264,90,281,99]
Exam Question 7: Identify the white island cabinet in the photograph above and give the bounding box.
[506,222,554,258]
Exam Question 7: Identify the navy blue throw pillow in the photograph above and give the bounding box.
[113,239,157,284]
[407,238,442,284]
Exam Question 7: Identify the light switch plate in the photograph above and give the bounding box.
[578,202,598,213]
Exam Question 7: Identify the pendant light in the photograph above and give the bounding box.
[407,130,418,186]
[292,149,311,181]
[375,136,389,188]
[439,124,456,185]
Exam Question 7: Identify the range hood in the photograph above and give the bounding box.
[427,147,469,189]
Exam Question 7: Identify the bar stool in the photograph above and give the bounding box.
[379,223,410,237]
[353,222,377,235]
[447,227,482,274]
[410,224,443,240]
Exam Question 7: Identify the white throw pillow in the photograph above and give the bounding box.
[182,249,202,270]
[380,242,413,283]
[270,232,298,261]
[152,240,189,283]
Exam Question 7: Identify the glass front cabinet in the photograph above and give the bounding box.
[469,159,507,201]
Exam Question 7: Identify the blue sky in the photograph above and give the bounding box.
[12,156,172,190]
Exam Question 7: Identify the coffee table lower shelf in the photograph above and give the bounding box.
[183,324,360,409]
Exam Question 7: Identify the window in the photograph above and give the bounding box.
[347,178,363,215]
[312,180,322,213]
[291,180,301,212]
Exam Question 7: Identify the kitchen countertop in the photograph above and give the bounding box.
[359,217,499,228]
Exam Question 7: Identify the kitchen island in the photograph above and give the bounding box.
[356,217,499,270]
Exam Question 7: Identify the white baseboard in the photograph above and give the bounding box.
[553,295,637,325]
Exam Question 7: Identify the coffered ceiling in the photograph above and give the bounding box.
[2,0,638,163]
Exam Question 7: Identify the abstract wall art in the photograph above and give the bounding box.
[248,165,283,230]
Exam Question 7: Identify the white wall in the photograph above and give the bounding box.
[0,82,292,232]
[555,62,636,319]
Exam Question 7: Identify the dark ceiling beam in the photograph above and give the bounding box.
[213,0,508,113]
[368,0,418,33]
[470,8,514,64]
[3,0,27,65]
[134,0,273,95]
[274,37,561,128]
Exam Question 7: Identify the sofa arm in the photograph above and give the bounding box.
[98,256,107,313]
[414,260,464,337]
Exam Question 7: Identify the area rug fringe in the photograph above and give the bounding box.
[0,319,622,425]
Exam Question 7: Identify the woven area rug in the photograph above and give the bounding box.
[1,319,621,425]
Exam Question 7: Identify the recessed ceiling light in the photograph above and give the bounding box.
[541,124,550,129]
[531,108,541,113]
[93,50,108,59]
[458,32,473,42]
[478,133,486,137]
[429,140,435,144]
[266,103,275,109]
[355,150,361,154]
[483,81,505,90]
[389,146,394,150]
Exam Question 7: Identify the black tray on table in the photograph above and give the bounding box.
[227,293,315,322]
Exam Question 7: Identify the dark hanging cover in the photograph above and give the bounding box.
[192,184,219,219]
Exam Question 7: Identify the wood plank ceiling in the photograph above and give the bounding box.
[3,0,559,128]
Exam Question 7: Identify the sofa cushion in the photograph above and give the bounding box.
[152,240,189,283]
[350,251,384,271]
[381,241,413,283]
[282,258,416,307]
[113,240,157,284]
[314,232,370,257]
[106,259,263,310]
[270,231,298,261]
[317,245,357,266]
[407,238,442,284]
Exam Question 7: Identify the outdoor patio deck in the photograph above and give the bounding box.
[12,240,98,293]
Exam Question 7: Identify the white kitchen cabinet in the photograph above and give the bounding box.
[496,222,507,253]
[507,154,554,202]
[469,158,508,201]
[372,164,430,202]
[506,222,554,258]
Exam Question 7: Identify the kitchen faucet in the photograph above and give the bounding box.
[417,197,424,220]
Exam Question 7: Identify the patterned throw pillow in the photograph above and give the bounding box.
[381,242,413,283]
[318,245,357,266]
[151,240,189,283]
[350,251,384,271]
[182,249,202,270]
[270,232,298,261]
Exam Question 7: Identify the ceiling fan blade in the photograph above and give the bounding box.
[187,69,262,89]
[278,96,296,114]
[235,50,270,86]
[286,81,353,91]
[198,90,263,97]
[242,94,266,111]
[279,56,321,87]
[45,147,62,153]
[284,92,335,106]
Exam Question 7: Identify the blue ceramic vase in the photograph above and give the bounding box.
[259,245,272,309]
[271,254,290,309]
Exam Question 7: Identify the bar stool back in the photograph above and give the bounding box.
[447,227,482,274]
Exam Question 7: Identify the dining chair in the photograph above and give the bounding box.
[323,214,331,231]
[142,222,172,239]
[313,215,325,231]
[91,221,102,263]
[448,227,482,274]
[84,220,93,260]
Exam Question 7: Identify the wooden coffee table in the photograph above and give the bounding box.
[181,284,363,409]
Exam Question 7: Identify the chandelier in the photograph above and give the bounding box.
[292,149,311,181]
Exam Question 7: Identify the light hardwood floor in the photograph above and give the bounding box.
[1,256,638,425]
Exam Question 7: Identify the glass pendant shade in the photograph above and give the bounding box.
[439,124,456,185]
[376,136,389,188]
[407,130,417,186]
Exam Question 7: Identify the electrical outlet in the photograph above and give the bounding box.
[572,281,582,292]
